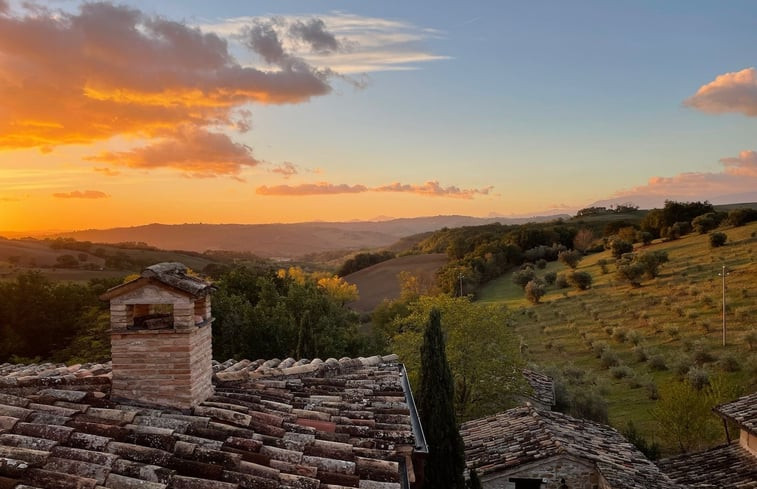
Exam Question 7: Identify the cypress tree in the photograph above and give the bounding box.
[418,308,466,489]
[467,469,483,489]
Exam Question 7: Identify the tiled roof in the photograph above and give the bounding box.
[714,391,757,435]
[521,369,554,408]
[0,354,423,489]
[658,442,757,489]
[461,406,679,489]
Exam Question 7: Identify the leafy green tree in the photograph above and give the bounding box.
[558,249,582,269]
[637,250,669,279]
[692,213,718,234]
[525,279,545,304]
[709,232,727,248]
[727,208,757,226]
[651,378,733,453]
[392,296,523,421]
[212,266,368,361]
[609,239,633,258]
[419,308,466,489]
[622,421,660,460]
[512,266,536,288]
[566,270,592,290]
[573,228,594,252]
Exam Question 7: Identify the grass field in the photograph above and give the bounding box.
[475,222,757,454]
[344,253,447,313]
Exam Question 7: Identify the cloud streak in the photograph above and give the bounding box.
[203,12,449,74]
[256,180,492,199]
[53,190,109,199]
[684,67,757,116]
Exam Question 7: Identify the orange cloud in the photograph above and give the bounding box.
[720,150,757,176]
[86,126,259,178]
[256,180,493,199]
[604,152,757,208]
[94,167,120,177]
[0,3,339,176]
[53,190,109,199]
[684,67,757,116]
[374,181,493,199]
[257,182,368,195]
[271,162,299,178]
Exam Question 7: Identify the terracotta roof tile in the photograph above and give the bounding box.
[461,405,679,489]
[0,354,423,488]
[658,442,757,488]
[714,391,757,435]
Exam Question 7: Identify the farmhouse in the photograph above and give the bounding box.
[657,391,757,488]
[0,263,428,489]
[461,405,679,489]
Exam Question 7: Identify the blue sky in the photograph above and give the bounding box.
[1,1,757,230]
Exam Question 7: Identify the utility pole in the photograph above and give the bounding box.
[718,265,729,347]
[458,273,464,297]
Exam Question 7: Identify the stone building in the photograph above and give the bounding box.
[657,390,757,488]
[0,262,428,489]
[461,405,679,489]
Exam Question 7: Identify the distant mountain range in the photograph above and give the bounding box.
[55,214,567,259]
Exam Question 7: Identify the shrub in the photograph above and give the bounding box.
[637,231,654,245]
[567,270,592,290]
[628,330,642,346]
[610,365,633,379]
[558,250,582,269]
[687,367,710,390]
[648,355,667,371]
[543,271,557,285]
[692,214,718,234]
[623,421,661,460]
[673,357,693,377]
[709,232,727,248]
[524,280,546,304]
[555,274,569,289]
[513,268,536,288]
[719,354,740,372]
[610,239,633,258]
[592,341,608,358]
[634,346,648,363]
[693,348,716,366]
[613,328,628,343]
[666,326,680,339]
[727,208,757,226]
[597,259,609,274]
[645,381,660,400]
[600,349,620,369]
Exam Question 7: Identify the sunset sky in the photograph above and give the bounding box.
[2,0,757,233]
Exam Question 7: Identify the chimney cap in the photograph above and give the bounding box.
[100,262,214,300]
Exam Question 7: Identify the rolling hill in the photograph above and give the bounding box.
[52,215,565,259]
[344,253,448,313]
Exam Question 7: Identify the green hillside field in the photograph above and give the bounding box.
[476,221,757,454]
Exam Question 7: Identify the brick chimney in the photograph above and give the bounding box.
[100,263,215,410]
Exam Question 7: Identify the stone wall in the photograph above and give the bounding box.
[111,324,214,410]
[741,429,757,458]
[481,455,599,489]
